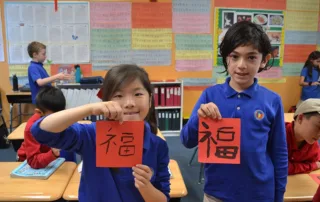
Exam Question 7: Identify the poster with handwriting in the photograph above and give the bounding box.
[4,2,90,64]
[172,0,211,33]
[90,2,132,70]
[132,3,172,28]
[96,121,144,167]
[175,34,212,71]
[132,29,172,50]
[198,117,240,164]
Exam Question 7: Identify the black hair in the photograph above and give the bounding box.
[303,51,320,78]
[219,21,273,74]
[101,64,157,135]
[35,86,66,113]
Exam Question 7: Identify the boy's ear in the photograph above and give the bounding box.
[260,53,271,68]
[34,108,44,116]
[296,114,304,124]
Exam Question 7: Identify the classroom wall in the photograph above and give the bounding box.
[0,0,318,125]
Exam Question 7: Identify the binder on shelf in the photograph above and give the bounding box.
[177,87,181,106]
[169,87,174,106]
[166,87,170,106]
[154,87,159,107]
[160,87,165,107]
[173,87,178,106]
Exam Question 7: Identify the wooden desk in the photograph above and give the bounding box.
[7,122,27,152]
[0,162,76,201]
[284,169,320,201]
[168,159,188,198]
[7,121,92,152]
[284,113,294,123]
[8,122,27,140]
[63,159,187,201]
[8,120,92,140]
[6,91,32,133]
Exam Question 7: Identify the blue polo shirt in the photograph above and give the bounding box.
[181,77,288,202]
[300,67,320,100]
[31,120,170,202]
[28,61,50,104]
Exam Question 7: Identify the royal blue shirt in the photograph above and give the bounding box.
[300,67,320,100]
[28,61,50,104]
[181,77,288,202]
[31,120,170,202]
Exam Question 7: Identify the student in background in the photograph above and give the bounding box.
[298,51,320,107]
[17,86,76,169]
[27,41,72,104]
[287,99,320,175]
[180,21,287,202]
[314,183,320,201]
[31,64,170,202]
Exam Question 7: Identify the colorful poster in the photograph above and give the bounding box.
[286,11,318,31]
[172,0,211,34]
[9,64,50,77]
[287,0,319,12]
[5,2,90,64]
[132,3,172,28]
[132,29,172,50]
[214,8,285,67]
[90,2,132,71]
[284,44,316,63]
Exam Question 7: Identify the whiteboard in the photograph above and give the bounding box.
[4,1,90,64]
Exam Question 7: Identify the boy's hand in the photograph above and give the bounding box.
[56,72,72,80]
[316,161,320,169]
[51,148,60,157]
[198,102,222,119]
[89,102,123,122]
[132,164,153,189]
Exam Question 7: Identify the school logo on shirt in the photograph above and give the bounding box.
[254,110,265,120]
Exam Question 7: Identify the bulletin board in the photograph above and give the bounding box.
[214,8,285,67]
[90,0,213,71]
[1,0,319,119]
[4,1,90,64]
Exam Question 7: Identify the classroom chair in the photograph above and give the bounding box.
[188,146,204,184]
[0,93,10,149]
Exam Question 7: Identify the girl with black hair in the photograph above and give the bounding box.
[298,51,320,105]
[30,64,170,202]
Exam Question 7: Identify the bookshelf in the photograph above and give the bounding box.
[58,81,184,135]
[152,80,183,135]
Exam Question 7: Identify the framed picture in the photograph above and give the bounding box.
[222,11,235,29]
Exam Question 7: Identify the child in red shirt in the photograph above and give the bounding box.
[17,86,75,168]
[287,98,320,175]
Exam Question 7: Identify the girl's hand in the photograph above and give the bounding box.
[198,102,222,120]
[51,148,60,157]
[132,164,153,189]
[90,101,123,121]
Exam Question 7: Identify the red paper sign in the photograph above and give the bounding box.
[198,117,241,164]
[96,121,144,167]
